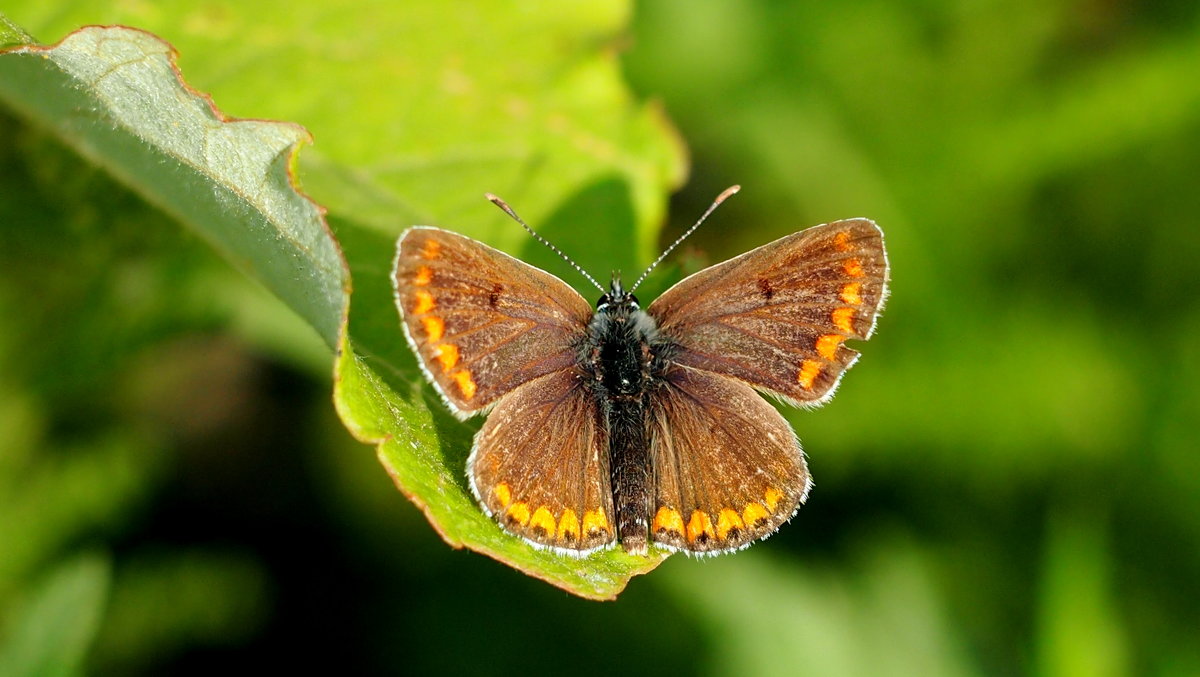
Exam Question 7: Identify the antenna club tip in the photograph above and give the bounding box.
[716,185,741,203]
[486,193,518,216]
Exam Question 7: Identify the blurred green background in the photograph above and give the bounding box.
[2,1,1199,675]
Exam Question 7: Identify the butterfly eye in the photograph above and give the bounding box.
[627,293,640,308]
[596,293,612,308]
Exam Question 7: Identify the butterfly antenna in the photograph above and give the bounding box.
[629,185,740,293]
[486,193,605,293]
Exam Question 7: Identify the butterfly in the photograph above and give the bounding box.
[392,186,889,556]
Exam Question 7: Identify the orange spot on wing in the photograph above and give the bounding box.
[421,239,441,260]
[653,507,684,535]
[435,344,460,371]
[833,307,856,333]
[797,360,822,390]
[506,502,531,526]
[422,316,445,342]
[686,511,715,543]
[816,334,845,360]
[716,509,745,539]
[557,509,580,542]
[843,258,865,278]
[834,231,853,252]
[764,488,784,512]
[453,369,477,400]
[493,483,511,509]
[582,508,609,537]
[412,291,435,315]
[413,266,433,286]
[840,282,862,305]
[743,502,770,526]
[529,506,556,535]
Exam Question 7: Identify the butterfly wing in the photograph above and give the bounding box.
[470,369,616,553]
[648,366,809,553]
[647,218,888,406]
[393,227,593,416]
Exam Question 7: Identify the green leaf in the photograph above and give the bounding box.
[0,26,348,346]
[0,8,685,598]
[0,12,34,48]
[8,2,687,271]
[0,553,111,677]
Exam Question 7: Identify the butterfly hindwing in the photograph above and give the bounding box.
[648,219,889,406]
[393,227,593,416]
[470,369,616,553]
[648,366,809,553]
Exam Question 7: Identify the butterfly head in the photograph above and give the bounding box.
[596,275,640,313]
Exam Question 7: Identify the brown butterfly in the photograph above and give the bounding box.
[392,187,889,556]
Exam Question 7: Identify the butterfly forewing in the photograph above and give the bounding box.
[393,227,593,415]
[648,366,809,553]
[648,219,888,406]
[470,369,617,553]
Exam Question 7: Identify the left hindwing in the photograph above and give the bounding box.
[647,219,889,406]
[470,369,617,554]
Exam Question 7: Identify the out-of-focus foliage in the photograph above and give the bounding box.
[0,0,1198,675]
[625,1,1200,675]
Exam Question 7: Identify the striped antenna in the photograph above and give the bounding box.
[486,193,605,293]
[629,185,740,293]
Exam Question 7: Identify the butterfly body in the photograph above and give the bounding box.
[580,280,673,555]
[393,214,889,557]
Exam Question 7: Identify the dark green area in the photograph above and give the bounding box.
[2,1,1199,676]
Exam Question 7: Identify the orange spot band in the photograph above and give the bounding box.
[764,488,784,512]
[834,231,853,252]
[843,258,865,278]
[436,344,459,371]
[816,334,844,360]
[422,316,445,342]
[530,506,556,535]
[493,483,511,509]
[506,502,531,526]
[833,307,856,333]
[453,369,477,400]
[421,239,441,260]
[413,291,435,315]
[653,507,684,535]
[716,509,744,539]
[558,509,580,541]
[686,511,715,543]
[582,508,609,536]
[414,266,433,286]
[797,360,821,390]
[840,282,862,305]
[743,502,769,526]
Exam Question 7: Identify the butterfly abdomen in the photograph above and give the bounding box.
[584,298,665,555]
